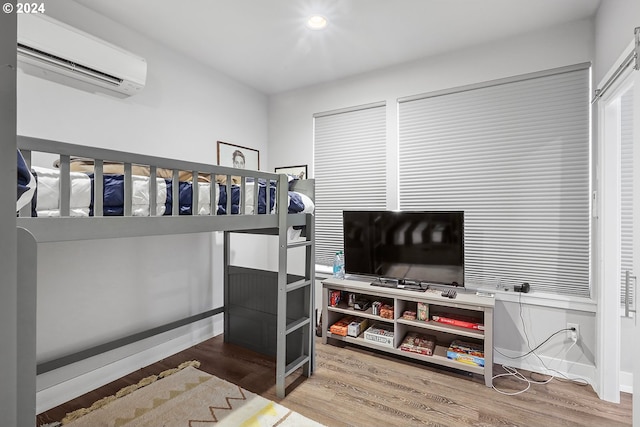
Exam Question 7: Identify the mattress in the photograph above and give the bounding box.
[24,166,314,218]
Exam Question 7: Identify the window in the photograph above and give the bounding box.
[397,64,591,297]
[313,103,387,265]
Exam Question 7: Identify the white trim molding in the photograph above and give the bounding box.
[35,317,221,414]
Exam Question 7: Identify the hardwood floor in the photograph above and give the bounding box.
[37,335,632,427]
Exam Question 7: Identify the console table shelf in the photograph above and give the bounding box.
[321,278,495,387]
[327,302,395,324]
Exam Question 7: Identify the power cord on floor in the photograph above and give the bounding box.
[491,292,589,395]
[491,364,555,395]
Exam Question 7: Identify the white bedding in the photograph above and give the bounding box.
[32,166,91,217]
[29,168,314,219]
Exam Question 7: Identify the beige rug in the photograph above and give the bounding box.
[63,364,323,427]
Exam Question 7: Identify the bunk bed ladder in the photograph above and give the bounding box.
[275,183,315,398]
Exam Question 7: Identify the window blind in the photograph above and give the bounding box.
[398,65,591,297]
[313,103,387,265]
[620,87,635,308]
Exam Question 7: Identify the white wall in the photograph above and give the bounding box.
[594,0,640,85]
[17,0,269,412]
[268,19,599,385]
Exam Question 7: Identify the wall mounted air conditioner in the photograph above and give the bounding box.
[17,14,147,98]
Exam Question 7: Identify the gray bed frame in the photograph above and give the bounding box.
[16,135,315,417]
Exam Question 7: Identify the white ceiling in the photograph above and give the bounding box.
[74,0,601,95]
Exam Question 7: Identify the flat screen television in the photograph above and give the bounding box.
[343,210,464,287]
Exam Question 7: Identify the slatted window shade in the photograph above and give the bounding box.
[313,103,387,265]
[620,87,635,308]
[398,65,591,297]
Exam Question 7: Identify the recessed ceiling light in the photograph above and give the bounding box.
[306,15,328,30]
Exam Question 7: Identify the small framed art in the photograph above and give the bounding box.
[217,141,260,170]
[275,164,307,179]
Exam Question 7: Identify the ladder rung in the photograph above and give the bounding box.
[285,354,310,377]
[286,317,310,335]
[287,240,312,249]
[286,278,311,292]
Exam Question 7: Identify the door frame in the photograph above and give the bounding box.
[594,39,638,403]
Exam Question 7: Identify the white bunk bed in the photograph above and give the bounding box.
[16,135,315,418]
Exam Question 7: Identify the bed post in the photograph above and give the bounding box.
[306,211,316,374]
[275,175,289,398]
[17,227,37,426]
[223,230,230,344]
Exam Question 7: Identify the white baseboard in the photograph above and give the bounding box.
[494,347,634,396]
[493,346,597,390]
[36,319,222,414]
[620,370,633,394]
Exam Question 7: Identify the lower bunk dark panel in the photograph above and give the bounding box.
[226,266,306,364]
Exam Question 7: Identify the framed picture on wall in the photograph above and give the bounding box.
[275,164,307,180]
[217,141,260,170]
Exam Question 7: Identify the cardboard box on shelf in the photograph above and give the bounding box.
[347,318,369,337]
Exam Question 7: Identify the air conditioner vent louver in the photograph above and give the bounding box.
[18,43,123,86]
[17,14,146,98]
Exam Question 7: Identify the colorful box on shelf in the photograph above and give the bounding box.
[401,310,417,320]
[363,324,395,348]
[431,314,484,331]
[446,339,485,367]
[329,316,355,336]
[417,302,429,321]
[329,290,341,307]
[380,304,394,319]
[446,351,485,367]
[399,332,436,356]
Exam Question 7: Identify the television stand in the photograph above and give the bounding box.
[322,277,494,387]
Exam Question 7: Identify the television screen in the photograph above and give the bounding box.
[343,210,464,287]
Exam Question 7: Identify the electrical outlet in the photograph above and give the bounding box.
[567,322,579,342]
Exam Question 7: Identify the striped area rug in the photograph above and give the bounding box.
[63,364,323,427]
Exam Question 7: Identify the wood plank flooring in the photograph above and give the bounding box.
[36,335,632,427]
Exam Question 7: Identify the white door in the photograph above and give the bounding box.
[596,43,639,407]
[632,64,640,427]
[618,73,638,414]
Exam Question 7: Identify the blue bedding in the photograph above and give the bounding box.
[17,150,36,211]
[90,175,282,216]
